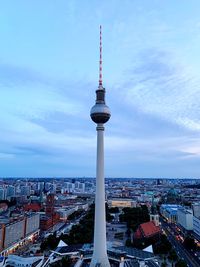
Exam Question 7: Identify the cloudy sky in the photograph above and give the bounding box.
[1,0,200,178]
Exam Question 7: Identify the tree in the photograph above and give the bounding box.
[67,210,84,220]
[40,232,58,252]
[0,199,16,207]
[126,228,131,237]
[153,234,172,255]
[40,240,48,252]
[125,238,132,247]
[41,203,116,248]
[60,256,71,267]
[175,259,187,267]
[168,249,178,266]
[106,203,114,222]
[183,236,196,251]
[109,207,119,213]
[119,206,149,231]
[40,232,58,251]
[63,204,95,244]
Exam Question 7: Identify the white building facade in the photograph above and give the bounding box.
[177,208,193,231]
[192,203,200,218]
[193,216,200,238]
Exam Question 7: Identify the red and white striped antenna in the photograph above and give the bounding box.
[99,25,103,86]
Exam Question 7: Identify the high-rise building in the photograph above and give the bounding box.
[64,182,75,193]
[0,213,40,254]
[38,182,44,192]
[50,183,57,194]
[45,182,52,192]
[6,185,15,199]
[75,182,85,192]
[90,26,111,267]
[0,188,6,200]
[20,185,31,196]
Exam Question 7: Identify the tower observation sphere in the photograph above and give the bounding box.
[90,85,111,124]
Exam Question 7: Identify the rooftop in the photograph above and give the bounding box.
[135,221,161,239]
[117,246,155,260]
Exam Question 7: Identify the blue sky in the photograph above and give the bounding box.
[1,0,200,178]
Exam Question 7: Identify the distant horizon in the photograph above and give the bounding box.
[1,177,199,180]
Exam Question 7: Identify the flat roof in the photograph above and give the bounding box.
[117,246,155,260]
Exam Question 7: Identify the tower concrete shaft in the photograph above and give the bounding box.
[90,124,110,267]
[90,26,110,267]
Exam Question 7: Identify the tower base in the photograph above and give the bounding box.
[90,255,111,267]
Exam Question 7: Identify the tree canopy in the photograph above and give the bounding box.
[119,206,150,231]
[41,203,114,250]
[175,259,187,267]
[153,234,172,255]
[183,236,197,251]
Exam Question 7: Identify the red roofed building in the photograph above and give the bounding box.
[40,194,60,231]
[134,221,161,240]
[40,213,60,231]
[24,203,41,212]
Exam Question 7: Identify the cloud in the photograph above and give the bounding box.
[0,62,48,86]
[0,153,15,160]
[0,62,86,118]
[121,48,200,132]
[0,62,96,168]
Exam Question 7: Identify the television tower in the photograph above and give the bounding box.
[90,26,111,267]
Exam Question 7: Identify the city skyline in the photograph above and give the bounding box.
[1,1,200,177]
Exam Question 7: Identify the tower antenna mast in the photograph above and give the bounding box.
[99,25,103,86]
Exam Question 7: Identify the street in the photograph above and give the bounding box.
[161,218,200,267]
